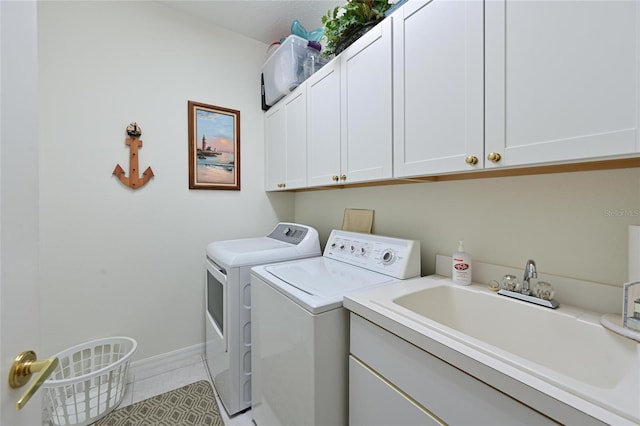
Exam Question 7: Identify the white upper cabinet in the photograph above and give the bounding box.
[284,88,308,188]
[266,0,640,191]
[340,17,393,184]
[485,0,640,168]
[264,104,286,190]
[393,0,484,177]
[264,85,307,190]
[306,18,393,187]
[307,58,342,187]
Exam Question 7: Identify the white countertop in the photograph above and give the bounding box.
[344,275,640,425]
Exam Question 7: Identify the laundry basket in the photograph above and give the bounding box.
[41,337,137,426]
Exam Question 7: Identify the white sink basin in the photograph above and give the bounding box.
[393,284,635,388]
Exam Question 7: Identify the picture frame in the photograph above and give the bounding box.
[188,100,240,190]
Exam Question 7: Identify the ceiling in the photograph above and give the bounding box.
[157,1,343,45]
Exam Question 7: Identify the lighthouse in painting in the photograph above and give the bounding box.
[198,134,220,156]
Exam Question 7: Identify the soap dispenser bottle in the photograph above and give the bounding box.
[452,241,472,285]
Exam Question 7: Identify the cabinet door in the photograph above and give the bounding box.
[485,0,640,168]
[341,17,393,184]
[264,104,286,190]
[283,87,307,189]
[307,59,342,187]
[393,0,484,177]
[349,356,442,426]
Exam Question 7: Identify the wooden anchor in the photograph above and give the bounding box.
[113,122,154,189]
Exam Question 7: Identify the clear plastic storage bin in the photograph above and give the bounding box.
[262,34,311,107]
[42,337,137,426]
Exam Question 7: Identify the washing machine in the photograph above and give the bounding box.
[250,229,421,426]
[204,223,320,415]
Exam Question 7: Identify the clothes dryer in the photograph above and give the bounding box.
[205,223,320,415]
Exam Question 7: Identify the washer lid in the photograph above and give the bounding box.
[264,257,395,300]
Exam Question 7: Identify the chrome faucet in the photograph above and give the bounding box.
[497,258,557,308]
[522,259,537,295]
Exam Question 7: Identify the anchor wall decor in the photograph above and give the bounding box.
[113,122,154,189]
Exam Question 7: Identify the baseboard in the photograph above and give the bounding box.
[128,343,205,383]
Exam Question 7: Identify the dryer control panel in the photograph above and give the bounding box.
[324,230,421,279]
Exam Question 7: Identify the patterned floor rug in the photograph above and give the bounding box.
[95,380,223,426]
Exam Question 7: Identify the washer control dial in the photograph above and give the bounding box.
[381,249,396,265]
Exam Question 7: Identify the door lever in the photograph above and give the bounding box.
[9,350,59,410]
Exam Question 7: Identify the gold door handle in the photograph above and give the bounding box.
[332,175,339,182]
[339,174,347,181]
[465,156,479,165]
[9,350,59,410]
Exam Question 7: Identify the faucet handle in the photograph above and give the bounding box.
[502,275,520,292]
[533,281,554,301]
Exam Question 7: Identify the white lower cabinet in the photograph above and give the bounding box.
[349,313,606,426]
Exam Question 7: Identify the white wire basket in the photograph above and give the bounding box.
[41,337,137,426]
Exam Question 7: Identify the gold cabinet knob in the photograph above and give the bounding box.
[9,350,59,410]
[488,152,502,162]
[276,183,286,188]
[332,175,339,182]
[465,156,479,165]
[340,174,347,181]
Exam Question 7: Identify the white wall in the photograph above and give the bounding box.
[37,1,294,360]
[35,0,640,360]
[294,167,640,303]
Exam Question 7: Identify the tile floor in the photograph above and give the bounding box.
[120,355,253,426]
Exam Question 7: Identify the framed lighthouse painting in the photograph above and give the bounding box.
[188,100,241,190]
